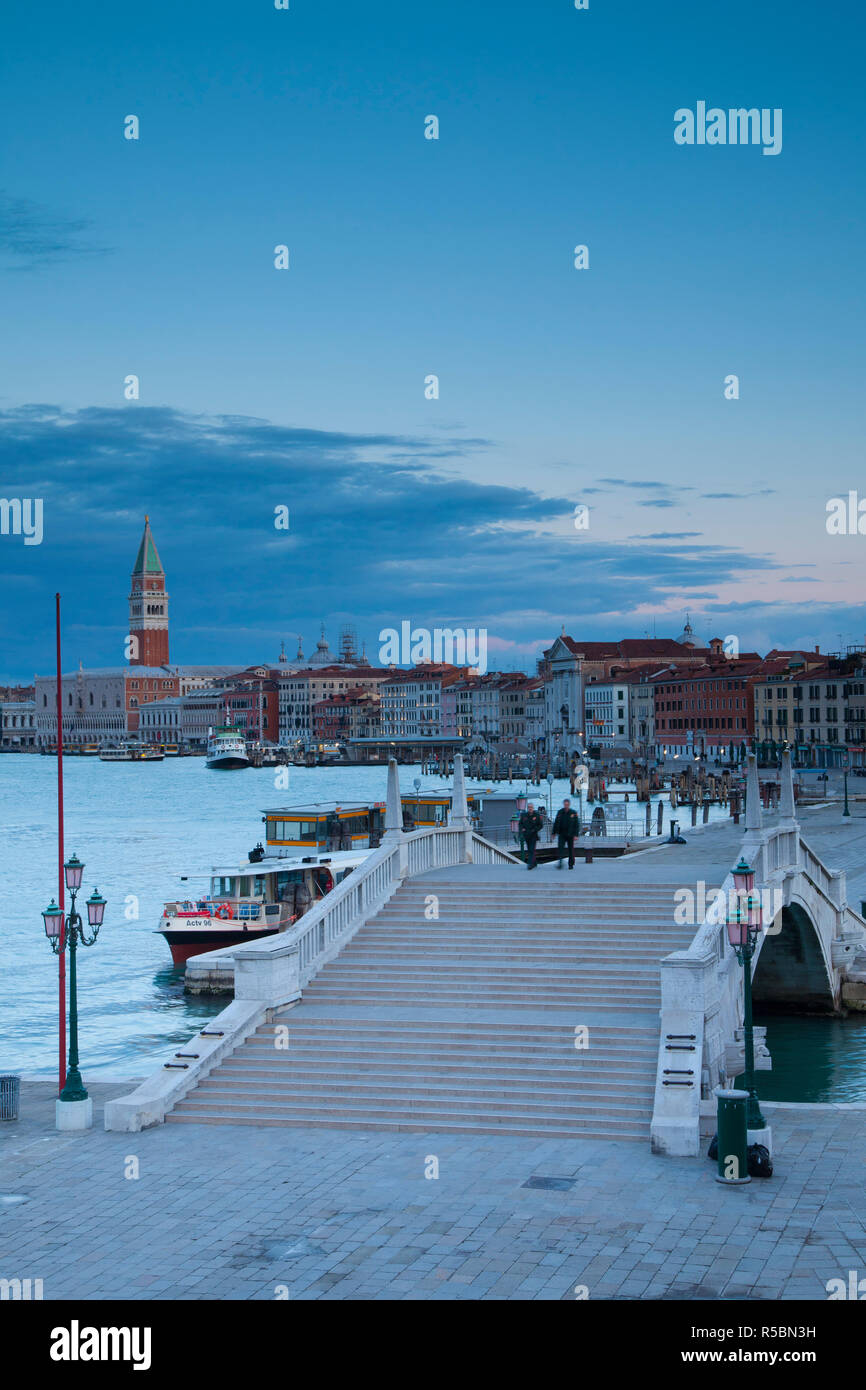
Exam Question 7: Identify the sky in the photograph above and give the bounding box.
[1,0,865,680]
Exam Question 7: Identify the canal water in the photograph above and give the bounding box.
[3,754,863,1097]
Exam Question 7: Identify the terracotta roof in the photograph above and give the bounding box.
[556,637,709,660]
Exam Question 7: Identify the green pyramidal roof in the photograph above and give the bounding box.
[132,518,164,575]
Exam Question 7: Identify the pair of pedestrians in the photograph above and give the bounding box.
[518,799,580,870]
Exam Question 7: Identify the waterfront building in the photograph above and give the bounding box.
[498,674,541,746]
[35,664,248,746]
[278,665,391,745]
[138,688,222,747]
[312,687,382,743]
[651,649,765,760]
[523,679,545,755]
[619,666,666,762]
[542,627,761,760]
[584,676,632,753]
[752,646,866,768]
[0,697,37,749]
[379,664,467,741]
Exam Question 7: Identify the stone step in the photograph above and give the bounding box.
[308,967,661,989]
[165,1111,647,1141]
[263,1017,657,1039]
[174,1089,653,1122]
[369,910,685,923]
[352,922,689,933]
[265,1015,657,1037]
[395,883,689,893]
[214,1065,655,1095]
[304,971,658,990]
[300,992,657,1011]
[360,921,693,934]
[325,961,661,979]
[244,1042,657,1069]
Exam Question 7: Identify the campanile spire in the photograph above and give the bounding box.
[128,516,169,666]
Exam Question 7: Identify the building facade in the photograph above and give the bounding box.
[752,652,866,768]
[1,699,37,748]
[279,666,390,745]
[380,665,466,740]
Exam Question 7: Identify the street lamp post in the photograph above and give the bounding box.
[843,757,851,818]
[42,853,107,1130]
[726,857,767,1134]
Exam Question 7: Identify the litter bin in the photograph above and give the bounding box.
[0,1075,21,1121]
[715,1088,750,1184]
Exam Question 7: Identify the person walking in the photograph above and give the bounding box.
[519,803,543,870]
[553,797,580,869]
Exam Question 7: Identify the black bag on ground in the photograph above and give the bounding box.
[747,1143,773,1178]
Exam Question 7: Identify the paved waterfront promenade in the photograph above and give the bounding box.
[3,1080,866,1300]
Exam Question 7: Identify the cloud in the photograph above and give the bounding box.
[0,404,831,677]
[701,489,778,499]
[0,192,110,270]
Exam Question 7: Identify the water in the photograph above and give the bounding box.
[751,1013,866,1103]
[6,753,853,1099]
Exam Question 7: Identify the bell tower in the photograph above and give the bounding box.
[128,515,170,667]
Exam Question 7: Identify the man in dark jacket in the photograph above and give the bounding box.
[518,803,544,870]
[553,798,580,869]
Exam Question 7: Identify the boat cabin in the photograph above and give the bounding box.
[399,789,486,829]
[166,849,368,927]
[262,802,385,851]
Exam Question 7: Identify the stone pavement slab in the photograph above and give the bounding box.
[2,1080,865,1301]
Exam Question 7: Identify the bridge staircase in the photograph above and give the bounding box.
[168,878,696,1139]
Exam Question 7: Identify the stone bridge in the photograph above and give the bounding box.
[650,750,866,1156]
[105,752,866,1155]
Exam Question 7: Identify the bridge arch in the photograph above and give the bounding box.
[752,899,838,1013]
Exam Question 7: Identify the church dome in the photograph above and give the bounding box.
[308,625,335,666]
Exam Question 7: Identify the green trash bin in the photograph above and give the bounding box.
[715,1088,750,1185]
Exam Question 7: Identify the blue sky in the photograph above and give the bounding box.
[1,0,864,679]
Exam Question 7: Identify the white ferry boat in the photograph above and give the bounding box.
[206,723,250,770]
[157,848,367,963]
[99,745,133,762]
[99,743,165,762]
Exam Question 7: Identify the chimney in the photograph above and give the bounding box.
[815,645,819,654]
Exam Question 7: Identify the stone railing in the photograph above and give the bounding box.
[651,822,800,1157]
[106,825,518,1131]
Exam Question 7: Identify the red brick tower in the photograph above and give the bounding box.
[128,515,170,667]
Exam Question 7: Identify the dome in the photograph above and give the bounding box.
[308,624,335,666]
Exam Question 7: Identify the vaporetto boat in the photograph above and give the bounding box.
[157,848,367,963]
[205,723,250,770]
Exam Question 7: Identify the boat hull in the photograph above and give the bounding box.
[205,756,250,770]
[159,925,279,965]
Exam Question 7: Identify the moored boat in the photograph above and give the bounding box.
[206,723,249,770]
[157,848,367,963]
